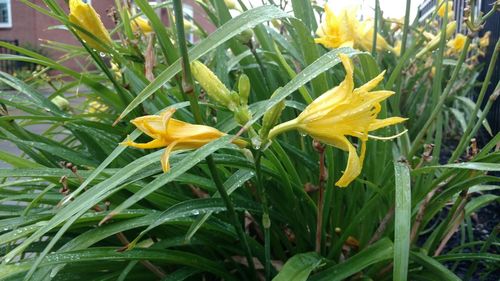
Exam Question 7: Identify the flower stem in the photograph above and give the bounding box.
[254,150,272,280]
[314,141,327,254]
[172,0,255,276]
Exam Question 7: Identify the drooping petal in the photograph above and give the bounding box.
[160,140,180,172]
[335,137,362,187]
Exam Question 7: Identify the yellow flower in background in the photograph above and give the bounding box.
[479,31,490,49]
[416,21,457,58]
[446,33,467,55]
[268,54,406,187]
[131,16,153,34]
[122,108,247,172]
[314,4,391,52]
[393,40,402,56]
[68,0,112,52]
[437,1,454,19]
[86,100,109,114]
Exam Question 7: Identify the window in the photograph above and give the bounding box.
[0,0,12,28]
[183,4,194,42]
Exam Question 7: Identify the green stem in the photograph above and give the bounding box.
[255,151,271,280]
[449,39,500,163]
[407,37,472,158]
[371,0,379,56]
[172,0,255,275]
[172,0,203,124]
[400,0,411,57]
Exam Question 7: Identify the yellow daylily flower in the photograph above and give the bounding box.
[446,33,467,55]
[479,31,490,49]
[268,54,407,187]
[416,21,457,58]
[131,16,153,34]
[122,108,247,172]
[315,4,391,52]
[68,0,112,52]
[437,1,454,18]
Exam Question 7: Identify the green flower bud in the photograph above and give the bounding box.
[237,29,254,44]
[259,89,285,140]
[234,106,252,126]
[51,96,70,111]
[238,74,250,105]
[191,60,233,107]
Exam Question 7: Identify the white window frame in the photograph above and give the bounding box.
[0,0,12,29]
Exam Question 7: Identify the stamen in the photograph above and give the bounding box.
[368,129,408,140]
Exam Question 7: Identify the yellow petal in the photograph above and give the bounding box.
[160,140,180,172]
[300,54,354,122]
[132,16,153,34]
[335,137,362,187]
[368,117,408,131]
[354,70,386,93]
[120,138,167,149]
[69,0,112,51]
[130,108,175,139]
[166,119,225,142]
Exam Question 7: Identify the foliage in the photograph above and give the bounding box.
[0,0,498,280]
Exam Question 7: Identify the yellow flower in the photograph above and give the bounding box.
[131,16,153,34]
[437,1,454,18]
[268,54,406,187]
[446,33,467,55]
[68,0,112,52]
[479,31,490,49]
[314,4,391,52]
[86,100,109,114]
[122,108,247,172]
[393,40,402,56]
[416,21,457,58]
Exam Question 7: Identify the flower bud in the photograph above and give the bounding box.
[191,60,233,108]
[237,29,254,44]
[234,107,252,126]
[224,0,236,9]
[238,74,250,105]
[260,89,285,140]
[51,96,70,111]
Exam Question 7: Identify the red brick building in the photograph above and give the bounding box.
[0,0,214,69]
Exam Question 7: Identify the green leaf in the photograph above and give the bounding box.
[409,252,461,281]
[0,248,235,281]
[311,238,393,281]
[393,162,411,280]
[273,252,323,281]
[414,162,500,173]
